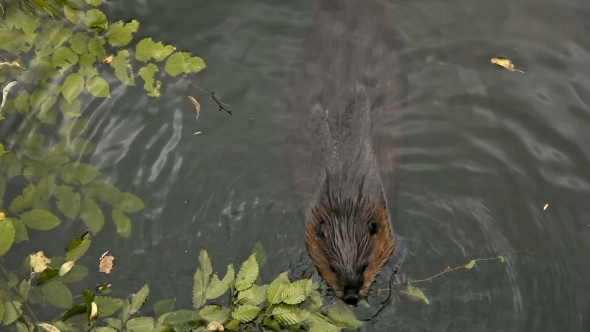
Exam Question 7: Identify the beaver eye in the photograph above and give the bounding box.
[369,219,378,235]
[361,263,368,273]
[316,220,325,237]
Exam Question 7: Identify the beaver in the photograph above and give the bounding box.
[285,0,408,305]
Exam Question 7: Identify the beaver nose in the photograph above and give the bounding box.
[343,287,360,305]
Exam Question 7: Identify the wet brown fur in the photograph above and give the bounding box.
[285,0,407,302]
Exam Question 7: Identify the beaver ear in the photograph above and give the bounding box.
[369,219,378,235]
[316,220,326,238]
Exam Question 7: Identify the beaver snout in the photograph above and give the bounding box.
[343,286,361,305]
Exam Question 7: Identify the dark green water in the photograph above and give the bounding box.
[7,0,590,330]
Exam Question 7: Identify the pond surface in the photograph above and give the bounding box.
[8,0,590,330]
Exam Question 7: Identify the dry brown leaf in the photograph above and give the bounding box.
[59,261,75,276]
[98,251,115,274]
[188,96,201,121]
[30,251,51,273]
[491,57,524,73]
[103,55,114,64]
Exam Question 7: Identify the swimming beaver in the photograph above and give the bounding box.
[285,0,408,305]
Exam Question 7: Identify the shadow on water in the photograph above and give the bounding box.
[4,0,590,330]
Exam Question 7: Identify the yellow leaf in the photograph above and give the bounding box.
[59,261,75,276]
[399,286,430,305]
[491,57,524,73]
[0,212,4,221]
[30,251,51,273]
[188,96,201,121]
[90,301,98,320]
[463,260,476,270]
[206,321,224,331]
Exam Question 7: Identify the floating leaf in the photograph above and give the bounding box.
[267,271,290,304]
[57,264,88,283]
[206,263,235,300]
[37,268,59,286]
[59,261,75,276]
[192,268,208,310]
[199,247,213,278]
[326,303,362,329]
[491,57,524,73]
[270,304,310,325]
[65,232,91,261]
[84,180,123,205]
[164,52,206,77]
[90,302,98,321]
[55,186,81,219]
[9,185,38,213]
[88,38,107,61]
[10,218,29,243]
[59,97,82,118]
[126,316,155,332]
[87,0,105,7]
[21,209,61,230]
[63,5,83,25]
[153,299,175,319]
[70,32,88,55]
[86,75,111,98]
[281,282,307,305]
[106,20,139,47]
[206,322,225,332]
[43,281,73,309]
[37,323,61,332]
[130,284,150,315]
[199,305,230,324]
[59,117,88,139]
[85,9,108,32]
[0,218,16,256]
[1,81,17,112]
[98,252,115,274]
[61,162,100,185]
[252,242,267,267]
[60,303,87,322]
[499,256,506,263]
[104,318,123,331]
[307,313,340,332]
[95,296,124,317]
[237,284,268,306]
[80,198,105,234]
[464,260,476,270]
[110,50,135,85]
[79,53,99,77]
[138,64,161,97]
[235,254,259,291]
[188,96,200,121]
[61,73,84,103]
[53,47,79,73]
[2,301,22,325]
[111,209,132,238]
[231,304,261,323]
[113,192,145,213]
[135,38,175,62]
[162,310,201,326]
[14,90,30,115]
[399,286,430,305]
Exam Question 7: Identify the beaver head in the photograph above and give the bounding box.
[305,181,395,305]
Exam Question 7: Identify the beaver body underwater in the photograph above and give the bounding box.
[285,0,408,305]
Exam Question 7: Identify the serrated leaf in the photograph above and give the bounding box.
[326,303,362,329]
[86,75,111,98]
[59,97,82,118]
[2,301,22,325]
[7,272,18,288]
[42,281,73,309]
[135,38,175,62]
[237,284,268,306]
[21,209,61,230]
[0,218,16,256]
[199,247,212,277]
[206,263,235,300]
[153,299,175,319]
[252,241,267,267]
[270,304,310,325]
[60,303,87,322]
[55,186,81,219]
[164,52,206,77]
[281,282,307,305]
[106,20,139,47]
[231,304,261,323]
[104,318,122,330]
[161,310,201,326]
[84,9,108,33]
[307,313,340,332]
[130,284,149,315]
[61,162,100,185]
[79,53,98,77]
[83,180,123,204]
[267,271,290,304]
[88,38,107,61]
[14,90,30,115]
[80,198,105,234]
[399,286,430,305]
[70,33,88,55]
[59,117,88,139]
[65,232,91,261]
[37,322,61,332]
[192,268,208,310]
[199,305,230,324]
[53,47,79,73]
[95,296,124,317]
[9,185,38,213]
[37,268,59,286]
[138,64,161,97]
[19,280,30,298]
[0,301,4,325]
[111,209,132,238]
[113,192,145,213]
[87,0,105,6]
[61,73,84,103]
[235,254,259,291]
[126,316,155,332]
[59,261,75,276]
[110,50,135,85]
[63,5,83,25]
[120,299,131,322]
[464,260,476,270]
[37,174,57,199]
[57,264,88,283]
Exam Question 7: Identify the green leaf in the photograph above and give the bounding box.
[19,280,29,298]
[83,180,123,205]
[130,284,149,315]
[88,38,107,61]
[61,162,100,185]
[153,299,175,319]
[37,268,59,286]
[60,303,87,322]
[307,313,340,332]
[110,50,135,85]
[21,209,61,230]
[37,174,57,199]
[199,305,230,324]
[267,271,290,304]
[57,264,88,283]
[399,286,430,305]
[192,268,208,310]
[237,284,268,306]
[1,301,22,325]
[162,310,201,326]
[326,303,362,329]
[235,253,259,291]
[61,73,84,103]
[226,319,240,331]
[231,304,261,323]
[9,185,38,213]
[464,260,476,270]
[52,47,79,73]
[113,192,145,213]
[106,20,139,47]
[55,185,81,219]
[79,54,98,77]
[252,241,267,267]
[10,218,29,243]
[206,263,234,300]
[135,38,175,62]
[126,316,155,332]
[80,198,105,234]
[56,137,96,156]
[120,299,131,322]
[59,96,82,118]
[111,209,132,238]
[138,64,161,97]
[103,318,122,330]
[42,281,73,309]
[199,247,212,278]
[0,301,4,325]
[270,304,310,325]
[70,32,88,55]
[84,9,108,33]
[95,296,124,317]
[87,0,105,6]
[65,232,91,261]
[59,117,88,139]
[7,272,18,288]
[164,52,206,77]
[36,95,58,124]
[86,75,111,98]
[14,90,30,115]
[63,5,83,25]
[281,282,307,305]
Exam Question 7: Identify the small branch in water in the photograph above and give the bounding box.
[210,92,231,115]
